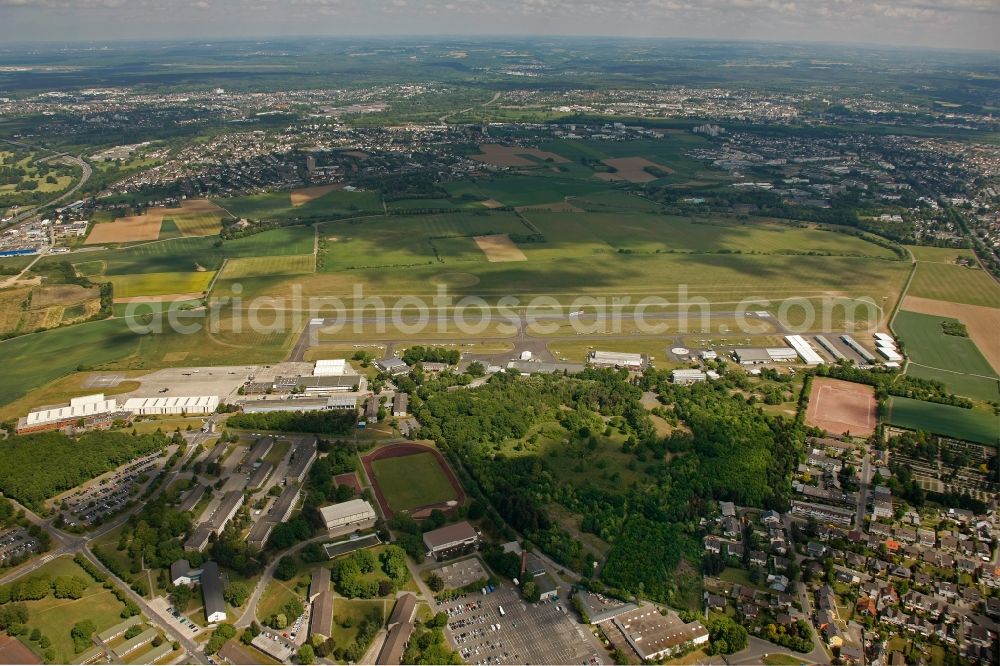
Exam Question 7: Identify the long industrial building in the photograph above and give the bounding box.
[240,396,358,413]
[784,335,824,365]
[814,335,846,361]
[840,335,876,363]
[587,351,647,370]
[17,393,120,434]
[122,395,219,416]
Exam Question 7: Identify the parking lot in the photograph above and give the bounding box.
[149,597,203,638]
[0,528,40,564]
[439,583,603,665]
[59,453,162,527]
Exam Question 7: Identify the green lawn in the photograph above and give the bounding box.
[370,451,457,512]
[330,598,386,649]
[445,175,612,208]
[894,310,999,402]
[886,397,999,445]
[16,556,127,664]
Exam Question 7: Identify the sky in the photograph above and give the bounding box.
[0,0,997,51]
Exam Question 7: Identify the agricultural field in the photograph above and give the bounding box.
[107,270,215,299]
[901,295,1000,373]
[215,188,381,221]
[906,261,1000,308]
[885,397,999,445]
[539,135,725,184]
[219,254,315,280]
[85,198,227,245]
[904,246,977,263]
[470,143,569,167]
[893,310,999,403]
[0,283,100,337]
[368,449,458,513]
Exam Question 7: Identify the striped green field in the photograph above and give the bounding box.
[886,397,999,445]
[108,271,215,298]
[220,254,315,279]
[907,261,1000,308]
[894,310,999,402]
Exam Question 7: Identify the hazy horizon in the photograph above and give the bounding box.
[0,0,997,52]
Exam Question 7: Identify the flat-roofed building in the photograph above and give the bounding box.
[610,606,709,661]
[588,351,647,370]
[201,561,227,623]
[423,521,480,560]
[123,395,219,416]
[319,498,376,531]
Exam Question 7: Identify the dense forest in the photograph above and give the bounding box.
[414,367,806,607]
[0,430,168,510]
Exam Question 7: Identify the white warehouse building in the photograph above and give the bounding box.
[588,351,647,370]
[23,393,119,428]
[313,359,348,377]
[123,396,219,416]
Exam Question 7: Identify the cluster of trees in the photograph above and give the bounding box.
[701,615,749,655]
[401,625,461,664]
[0,430,168,509]
[205,623,237,654]
[401,346,461,365]
[226,410,356,435]
[754,618,813,653]
[330,545,409,599]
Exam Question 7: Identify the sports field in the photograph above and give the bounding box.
[907,261,1000,308]
[368,448,459,514]
[108,270,215,299]
[893,310,999,402]
[886,397,999,445]
[806,377,877,437]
